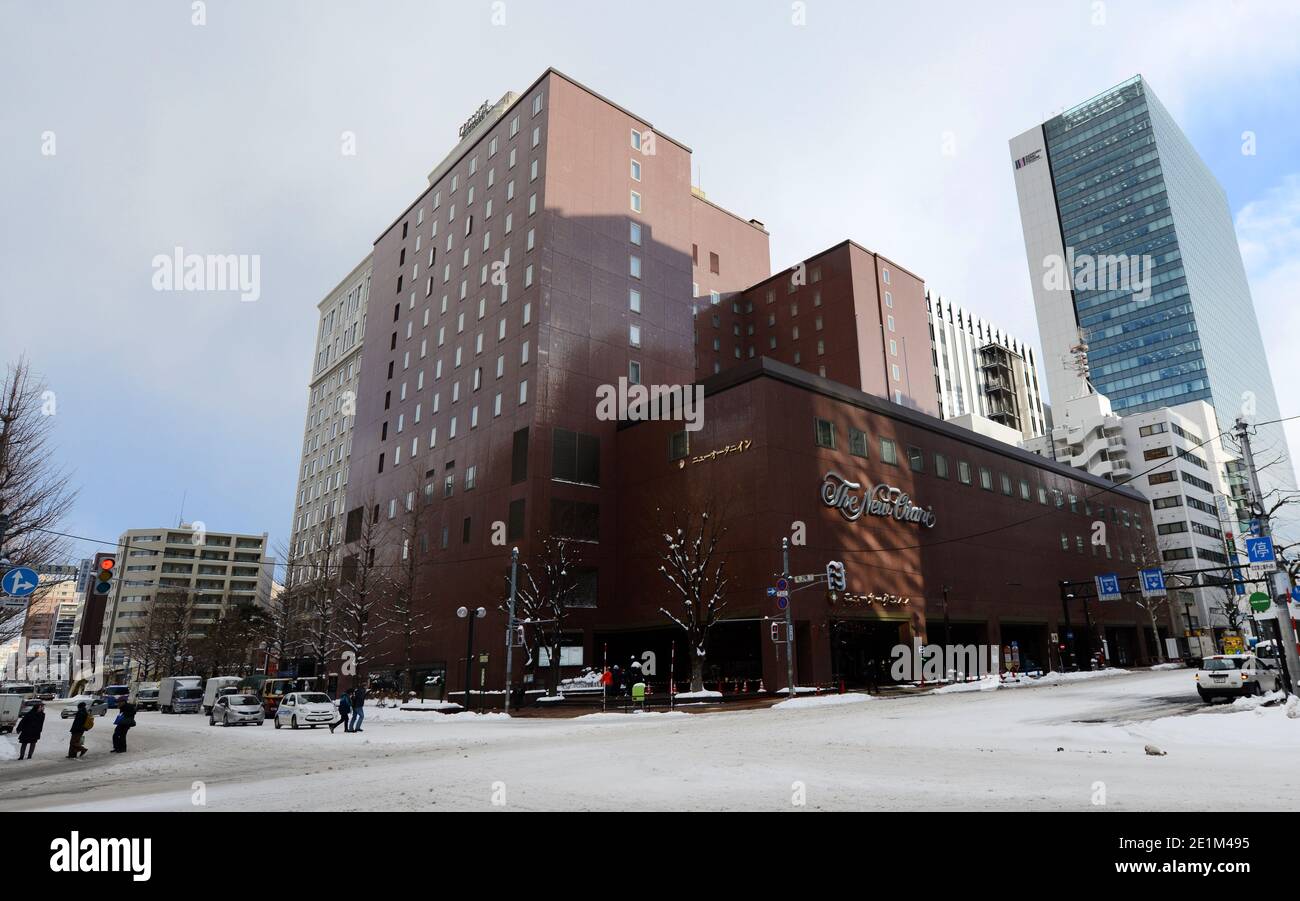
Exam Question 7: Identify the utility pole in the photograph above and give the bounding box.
[1235,417,1300,694]
[503,547,519,715]
[782,537,794,696]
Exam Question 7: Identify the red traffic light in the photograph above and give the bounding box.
[99,558,115,571]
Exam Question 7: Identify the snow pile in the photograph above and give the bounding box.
[772,686,818,695]
[674,690,722,699]
[931,676,1001,694]
[575,710,692,721]
[773,693,871,709]
[1024,668,1129,686]
[1230,690,1286,711]
[397,699,463,713]
[1150,663,1185,671]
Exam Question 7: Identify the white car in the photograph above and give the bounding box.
[1195,654,1281,703]
[209,693,266,727]
[273,692,337,730]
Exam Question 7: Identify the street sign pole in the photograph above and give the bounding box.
[782,537,794,697]
[503,547,519,715]
[1236,417,1300,694]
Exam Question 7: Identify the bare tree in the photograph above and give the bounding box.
[191,602,262,677]
[334,503,389,684]
[656,503,729,694]
[0,357,78,640]
[513,534,580,696]
[378,473,433,695]
[293,535,342,682]
[1131,534,1170,663]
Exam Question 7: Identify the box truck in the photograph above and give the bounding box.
[159,676,203,714]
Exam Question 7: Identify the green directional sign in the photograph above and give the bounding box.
[1249,592,1271,613]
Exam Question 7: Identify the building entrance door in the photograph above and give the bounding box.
[830,619,905,688]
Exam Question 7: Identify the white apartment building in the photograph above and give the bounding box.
[101,526,274,670]
[1024,391,1246,649]
[927,292,1047,442]
[286,254,372,586]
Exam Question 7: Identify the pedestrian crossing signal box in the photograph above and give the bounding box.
[771,622,793,644]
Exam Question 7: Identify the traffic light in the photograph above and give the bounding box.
[94,555,116,595]
[825,560,846,593]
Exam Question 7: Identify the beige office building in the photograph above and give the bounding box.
[285,254,372,586]
[101,526,274,670]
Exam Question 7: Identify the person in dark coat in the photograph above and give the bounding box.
[330,690,352,733]
[349,685,367,732]
[66,703,89,758]
[111,701,137,752]
[15,702,45,759]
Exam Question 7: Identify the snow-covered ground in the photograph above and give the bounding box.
[2,669,1297,811]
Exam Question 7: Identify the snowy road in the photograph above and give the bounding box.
[2,669,1297,811]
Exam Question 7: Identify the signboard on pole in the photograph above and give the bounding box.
[1138,567,1166,599]
[1095,573,1122,602]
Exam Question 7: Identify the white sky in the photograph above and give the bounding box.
[1,0,1297,560]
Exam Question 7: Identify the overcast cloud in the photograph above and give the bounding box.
[2,0,1297,565]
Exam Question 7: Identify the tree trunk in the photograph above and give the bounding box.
[689,652,705,694]
[547,642,562,696]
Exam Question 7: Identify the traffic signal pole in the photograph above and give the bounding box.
[782,537,794,697]
[1235,417,1300,694]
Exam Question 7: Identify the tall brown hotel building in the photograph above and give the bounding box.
[341,69,1171,695]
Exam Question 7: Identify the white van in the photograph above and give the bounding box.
[202,676,244,715]
[159,676,203,714]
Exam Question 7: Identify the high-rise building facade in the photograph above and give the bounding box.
[926,292,1046,441]
[331,68,1170,693]
[285,255,372,586]
[1010,76,1292,495]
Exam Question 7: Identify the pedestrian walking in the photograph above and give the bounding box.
[66,702,91,759]
[15,701,45,759]
[600,667,613,701]
[330,690,352,733]
[349,685,366,732]
[111,701,137,753]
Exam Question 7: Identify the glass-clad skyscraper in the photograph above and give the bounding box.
[1010,75,1293,492]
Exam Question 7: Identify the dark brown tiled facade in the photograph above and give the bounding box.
[341,68,1170,695]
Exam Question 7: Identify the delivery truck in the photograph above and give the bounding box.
[159,676,203,714]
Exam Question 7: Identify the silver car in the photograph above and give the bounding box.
[209,693,266,726]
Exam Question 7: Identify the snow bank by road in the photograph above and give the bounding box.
[773,693,871,709]
[930,668,1130,695]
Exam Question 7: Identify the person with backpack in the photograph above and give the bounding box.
[15,701,45,759]
[111,701,137,753]
[66,702,91,759]
[330,689,352,733]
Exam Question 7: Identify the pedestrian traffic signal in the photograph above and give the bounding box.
[826,560,846,593]
[94,555,116,595]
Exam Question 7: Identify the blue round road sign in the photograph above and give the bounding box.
[1,566,39,598]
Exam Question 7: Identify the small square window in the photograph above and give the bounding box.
[849,428,868,458]
[630,191,642,213]
[630,159,642,181]
[630,221,642,245]
[814,418,835,449]
[880,438,898,465]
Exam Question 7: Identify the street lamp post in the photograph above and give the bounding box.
[457,605,486,712]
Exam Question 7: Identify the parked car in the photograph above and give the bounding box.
[60,694,108,718]
[273,692,337,730]
[209,693,266,727]
[1195,654,1281,703]
[101,685,131,709]
[201,676,244,716]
